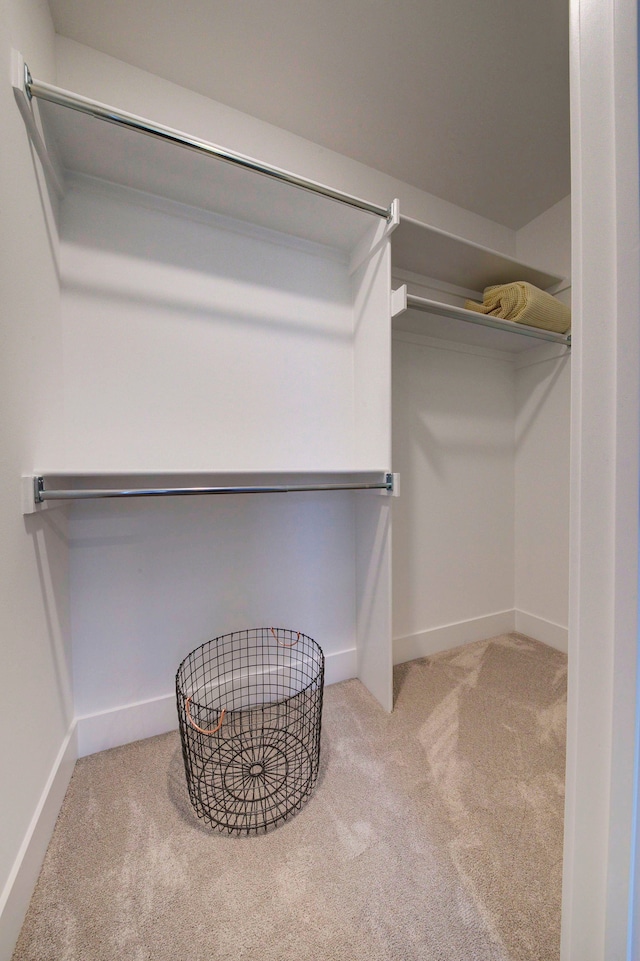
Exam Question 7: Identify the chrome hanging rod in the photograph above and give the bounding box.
[406,293,572,347]
[34,475,395,503]
[22,65,393,222]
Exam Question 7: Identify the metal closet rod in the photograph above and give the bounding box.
[405,293,572,346]
[35,475,395,503]
[24,67,393,222]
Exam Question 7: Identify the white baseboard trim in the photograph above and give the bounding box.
[393,610,517,664]
[0,723,77,961]
[76,694,179,758]
[393,609,569,665]
[514,610,568,653]
[77,646,359,759]
[325,647,358,687]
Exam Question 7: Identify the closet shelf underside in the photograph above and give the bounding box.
[14,62,391,254]
[392,216,563,292]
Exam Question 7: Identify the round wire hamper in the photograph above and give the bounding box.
[176,627,324,835]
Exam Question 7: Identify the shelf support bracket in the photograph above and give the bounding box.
[11,51,64,197]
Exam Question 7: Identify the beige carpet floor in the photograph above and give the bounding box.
[12,633,567,961]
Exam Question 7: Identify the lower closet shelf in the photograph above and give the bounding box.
[392,287,571,352]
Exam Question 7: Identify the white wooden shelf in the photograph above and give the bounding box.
[392,215,563,291]
[392,290,570,353]
[41,99,388,252]
[391,216,569,352]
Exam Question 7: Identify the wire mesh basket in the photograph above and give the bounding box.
[176,627,324,835]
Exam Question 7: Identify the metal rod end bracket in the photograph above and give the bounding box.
[24,61,33,101]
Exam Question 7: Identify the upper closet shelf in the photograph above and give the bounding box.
[391,217,568,352]
[12,51,396,255]
[392,215,564,292]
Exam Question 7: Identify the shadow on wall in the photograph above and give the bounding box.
[60,178,351,310]
[23,507,74,731]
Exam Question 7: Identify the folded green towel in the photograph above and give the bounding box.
[465,282,571,334]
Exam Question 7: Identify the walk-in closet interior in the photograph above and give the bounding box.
[12,41,571,739]
[4,0,638,958]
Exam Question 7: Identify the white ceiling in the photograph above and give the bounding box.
[47,0,570,230]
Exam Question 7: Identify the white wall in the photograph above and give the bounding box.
[391,334,516,661]
[517,195,572,281]
[514,197,572,651]
[514,348,571,649]
[0,3,73,958]
[70,492,360,755]
[58,179,358,473]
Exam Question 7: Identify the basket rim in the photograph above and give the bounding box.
[175,627,325,717]
[175,627,323,678]
[178,674,325,717]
